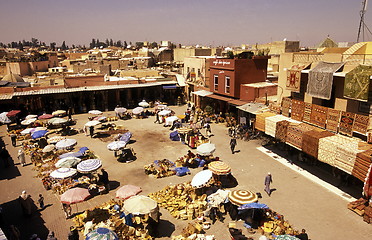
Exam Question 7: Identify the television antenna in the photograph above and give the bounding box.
[357,0,372,42]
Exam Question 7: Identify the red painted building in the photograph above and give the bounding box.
[209,57,268,99]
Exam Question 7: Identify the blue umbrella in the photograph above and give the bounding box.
[170,131,180,141]
[59,151,83,159]
[119,131,132,143]
[238,202,269,210]
[79,147,89,154]
[174,167,190,176]
[85,227,118,240]
[31,130,48,139]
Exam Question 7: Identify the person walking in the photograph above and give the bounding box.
[17,149,25,167]
[10,134,17,147]
[18,191,33,217]
[205,122,212,137]
[62,203,72,219]
[230,137,237,154]
[38,194,44,210]
[89,126,94,138]
[99,168,110,193]
[264,173,273,196]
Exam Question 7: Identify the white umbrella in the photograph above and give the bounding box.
[21,118,37,125]
[191,170,213,188]
[85,120,101,127]
[132,107,144,115]
[138,100,149,108]
[77,159,102,173]
[115,107,127,114]
[25,114,38,120]
[52,110,66,116]
[165,116,179,126]
[156,104,167,110]
[88,110,103,115]
[0,112,11,124]
[50,167,77,179]
[42,145,55,153]
[207,189,230,207]
[124,195,158,215]
[20,128,35,135]
[197,143,216,156]
[107,141,127,151]
[48,118,68,125]
[55,157,81,168]
[55,139,77,150]
[158,110,171,116]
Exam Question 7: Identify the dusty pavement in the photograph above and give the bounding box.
[0,104,371,240]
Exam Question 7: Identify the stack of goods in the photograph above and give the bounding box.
[255,112,276,132]
[144,159,176,178]
[326,109,341,132]
[348,198,368,216]
[263,215,298,236]
[335,141,368,174]
[335,141,371,175]
[172,233,215,240]
[269,103,281,114]
[302,130,334,159]
[148,183,207,220]
[275,119,301,142]
[310,104,328,128]
[318,135,356,166]
[265,115,290,137]
[352,149,372,181]
[73,199,153,239]
[286,123,316,150]
[172,220,215,240]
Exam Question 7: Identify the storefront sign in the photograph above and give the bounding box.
[212,60,231,66]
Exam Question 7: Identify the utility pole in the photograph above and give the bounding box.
[357,0,370,42]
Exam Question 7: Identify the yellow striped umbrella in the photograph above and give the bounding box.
[208,161,231,175]
[228,190,258,206]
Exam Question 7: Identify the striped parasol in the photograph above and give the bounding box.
[86,228,118,240]
[177,127,191,134]
[208,161,231,175]
[77,159,102,173]
[228,190,258,206]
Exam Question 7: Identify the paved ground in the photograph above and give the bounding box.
[0,105,371,240]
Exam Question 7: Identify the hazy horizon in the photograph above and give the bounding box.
[0,0,369,47]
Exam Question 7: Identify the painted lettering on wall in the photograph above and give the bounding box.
[212,60,231,66]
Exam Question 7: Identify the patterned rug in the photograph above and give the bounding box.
[281,97,292,117]
[318,134,355,166]
[286,123,316,150]
[286,64,309,92]
[291,99,305,121]
[255,112,276,132]
[265,115,289,137]
[352,114,369,134]
[352,149,372,181]
[344,65,372,102]
[302,130,334,158]
[339,111,355,136]
[310,104,328,128]
[303,102,312,123]
[307,61,344,100]
[275,120,290,142]
[335,141,364,174]
[326,109,341,132]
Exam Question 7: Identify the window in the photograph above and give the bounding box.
[214,75,218,91]
[187,67,190,73]
[197,68,201,77]
[225,76,230,93]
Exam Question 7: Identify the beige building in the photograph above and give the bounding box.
[277,41,372,114]
[174,47,222,63]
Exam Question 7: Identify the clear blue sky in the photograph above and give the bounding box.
[0,0,367,47]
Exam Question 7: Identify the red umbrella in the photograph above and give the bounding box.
[116,185,142,200]
[6,110,21,117]
[38,114,53,120]
[60,187,91,204]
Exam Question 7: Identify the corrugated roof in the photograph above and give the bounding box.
[0,94,13,100]
[192,90,213,97]
[11,81,177,97]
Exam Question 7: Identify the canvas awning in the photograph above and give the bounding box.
[191,90,213,97]
[237,102,269,114]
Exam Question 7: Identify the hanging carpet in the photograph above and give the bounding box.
[339,111,355,136]
[352,114,369,135]
[286,64,310,92]
[326,109,341,132]
[281,97,292,117]
[303,102,312,123]
[344,65,372,102]
[310,104,328,129]
[291,99,305,121]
